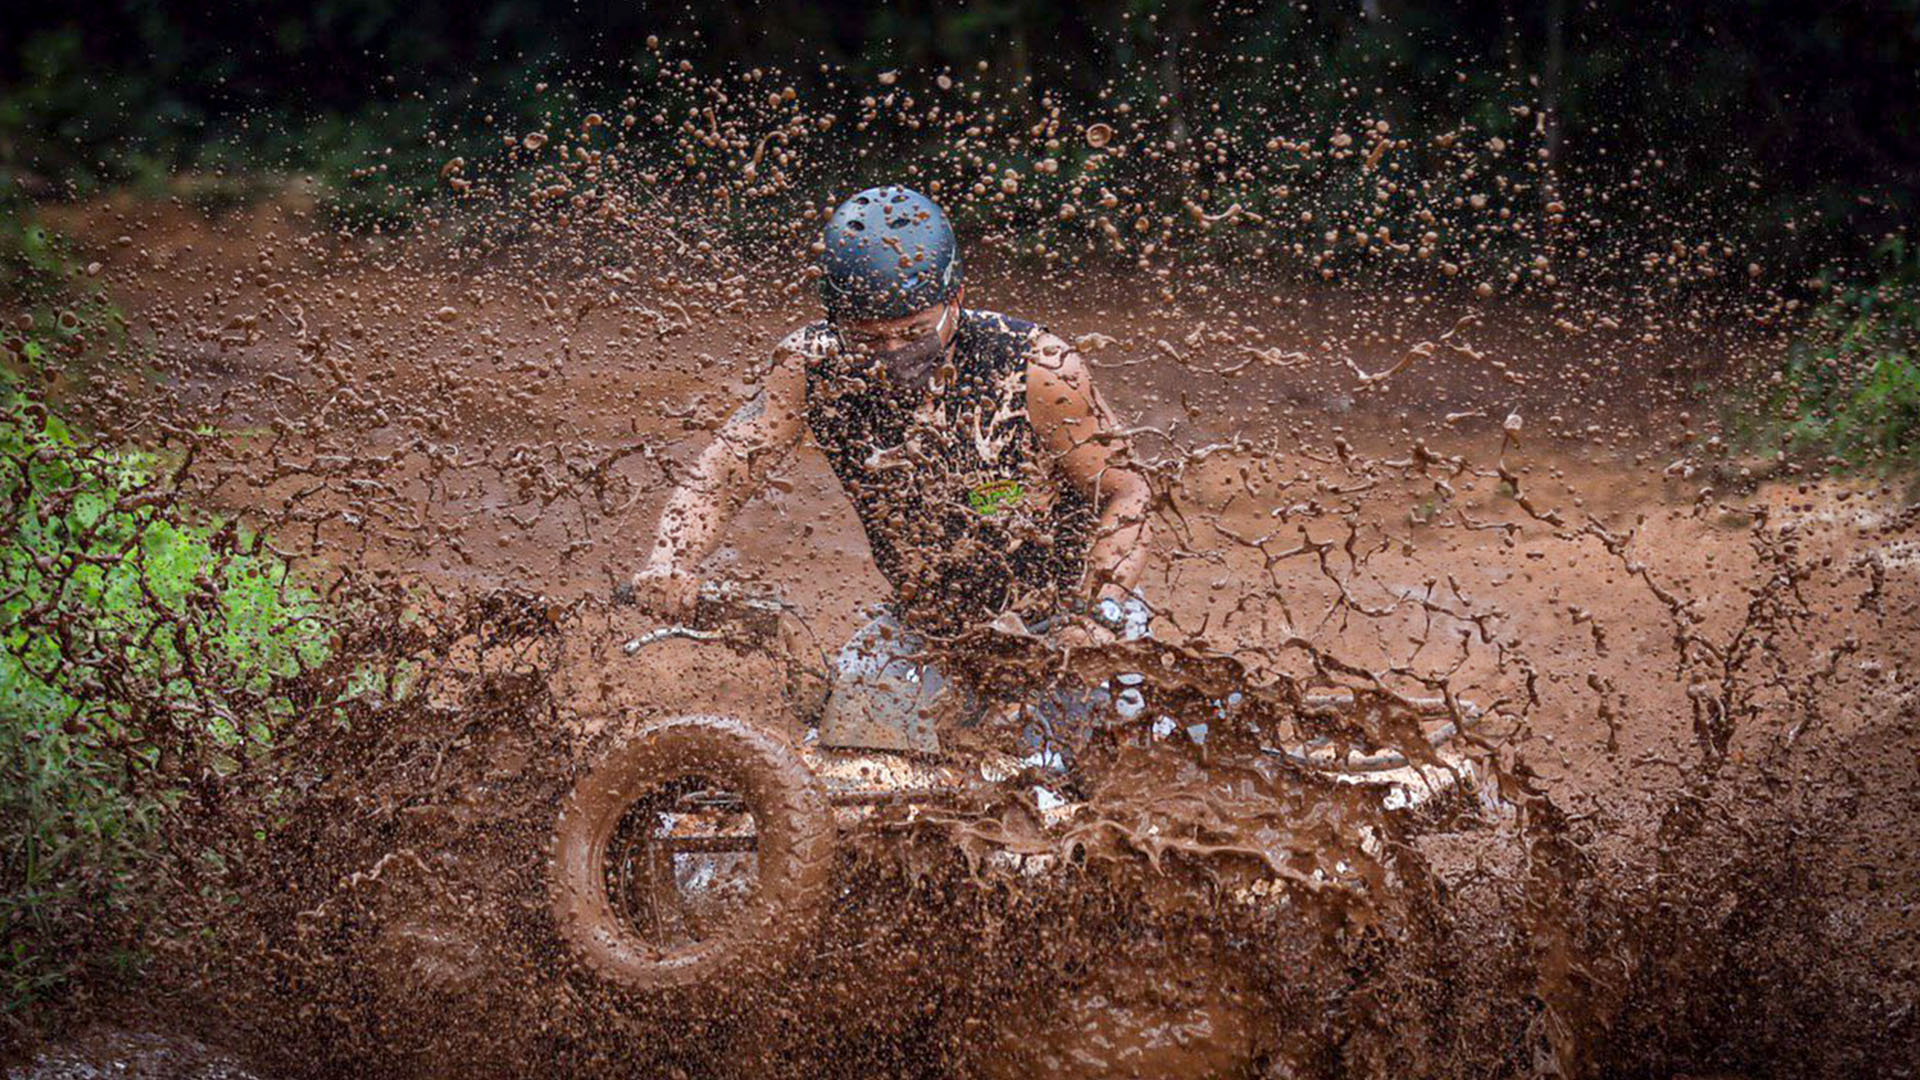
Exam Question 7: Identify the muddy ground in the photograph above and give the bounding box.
[10,190,1920,1078]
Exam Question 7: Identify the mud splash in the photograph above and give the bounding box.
[7,40,1919,1079]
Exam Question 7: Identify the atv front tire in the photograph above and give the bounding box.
[550,714,833,991]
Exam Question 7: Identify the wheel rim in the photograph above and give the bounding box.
[603,776,763,954]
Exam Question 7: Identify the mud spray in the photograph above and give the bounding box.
[7,38,1917,1079]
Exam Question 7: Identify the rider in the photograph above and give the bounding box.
[630,185,1153,754]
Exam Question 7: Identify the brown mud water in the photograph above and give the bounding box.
[6,51,1919,1079]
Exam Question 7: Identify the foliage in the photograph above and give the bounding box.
[0,216,332,1019]
[0,3,1912,270]
[1743,239,1920,473]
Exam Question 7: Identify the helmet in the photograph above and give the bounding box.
[818,186,962,322]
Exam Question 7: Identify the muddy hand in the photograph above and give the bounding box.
[1053,615,1118,650]
[629,562,701,619]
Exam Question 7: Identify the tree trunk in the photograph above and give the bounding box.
[1541,0,1566,241]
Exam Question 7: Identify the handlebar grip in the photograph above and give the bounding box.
[619,582,788,656]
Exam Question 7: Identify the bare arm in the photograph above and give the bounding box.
[635,341,807,606]
[1026,332,1152,605]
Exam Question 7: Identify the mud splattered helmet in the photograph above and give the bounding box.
[818,186,962,322]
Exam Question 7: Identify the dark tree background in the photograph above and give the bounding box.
[1,0,1916,268]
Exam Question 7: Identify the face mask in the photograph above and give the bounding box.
[848,305,955,390]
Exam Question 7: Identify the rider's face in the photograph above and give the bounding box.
[838,299,958,390]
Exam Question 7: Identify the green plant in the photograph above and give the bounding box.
[1745,238,1920,472]
[0,223,332,1019]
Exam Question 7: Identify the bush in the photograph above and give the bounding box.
[1746,239,1920,473]
[0,223,332,1021]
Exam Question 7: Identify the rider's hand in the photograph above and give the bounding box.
[630,561,700,619]
[1052,615,1117,650]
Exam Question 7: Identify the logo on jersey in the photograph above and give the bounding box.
[968,477,1026,516]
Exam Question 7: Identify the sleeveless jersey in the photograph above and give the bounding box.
[797,310,1095,636]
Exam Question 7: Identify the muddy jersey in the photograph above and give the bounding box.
[795,310,1096,636]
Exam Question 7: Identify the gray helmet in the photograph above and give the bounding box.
[819,186,962,322]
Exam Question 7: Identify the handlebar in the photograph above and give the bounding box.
[615,580,1499,775]
[618,581,796,656]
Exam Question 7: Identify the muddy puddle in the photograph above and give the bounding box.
[7,43,1919,1079]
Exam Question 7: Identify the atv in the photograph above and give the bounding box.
[549,584,1489,993]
